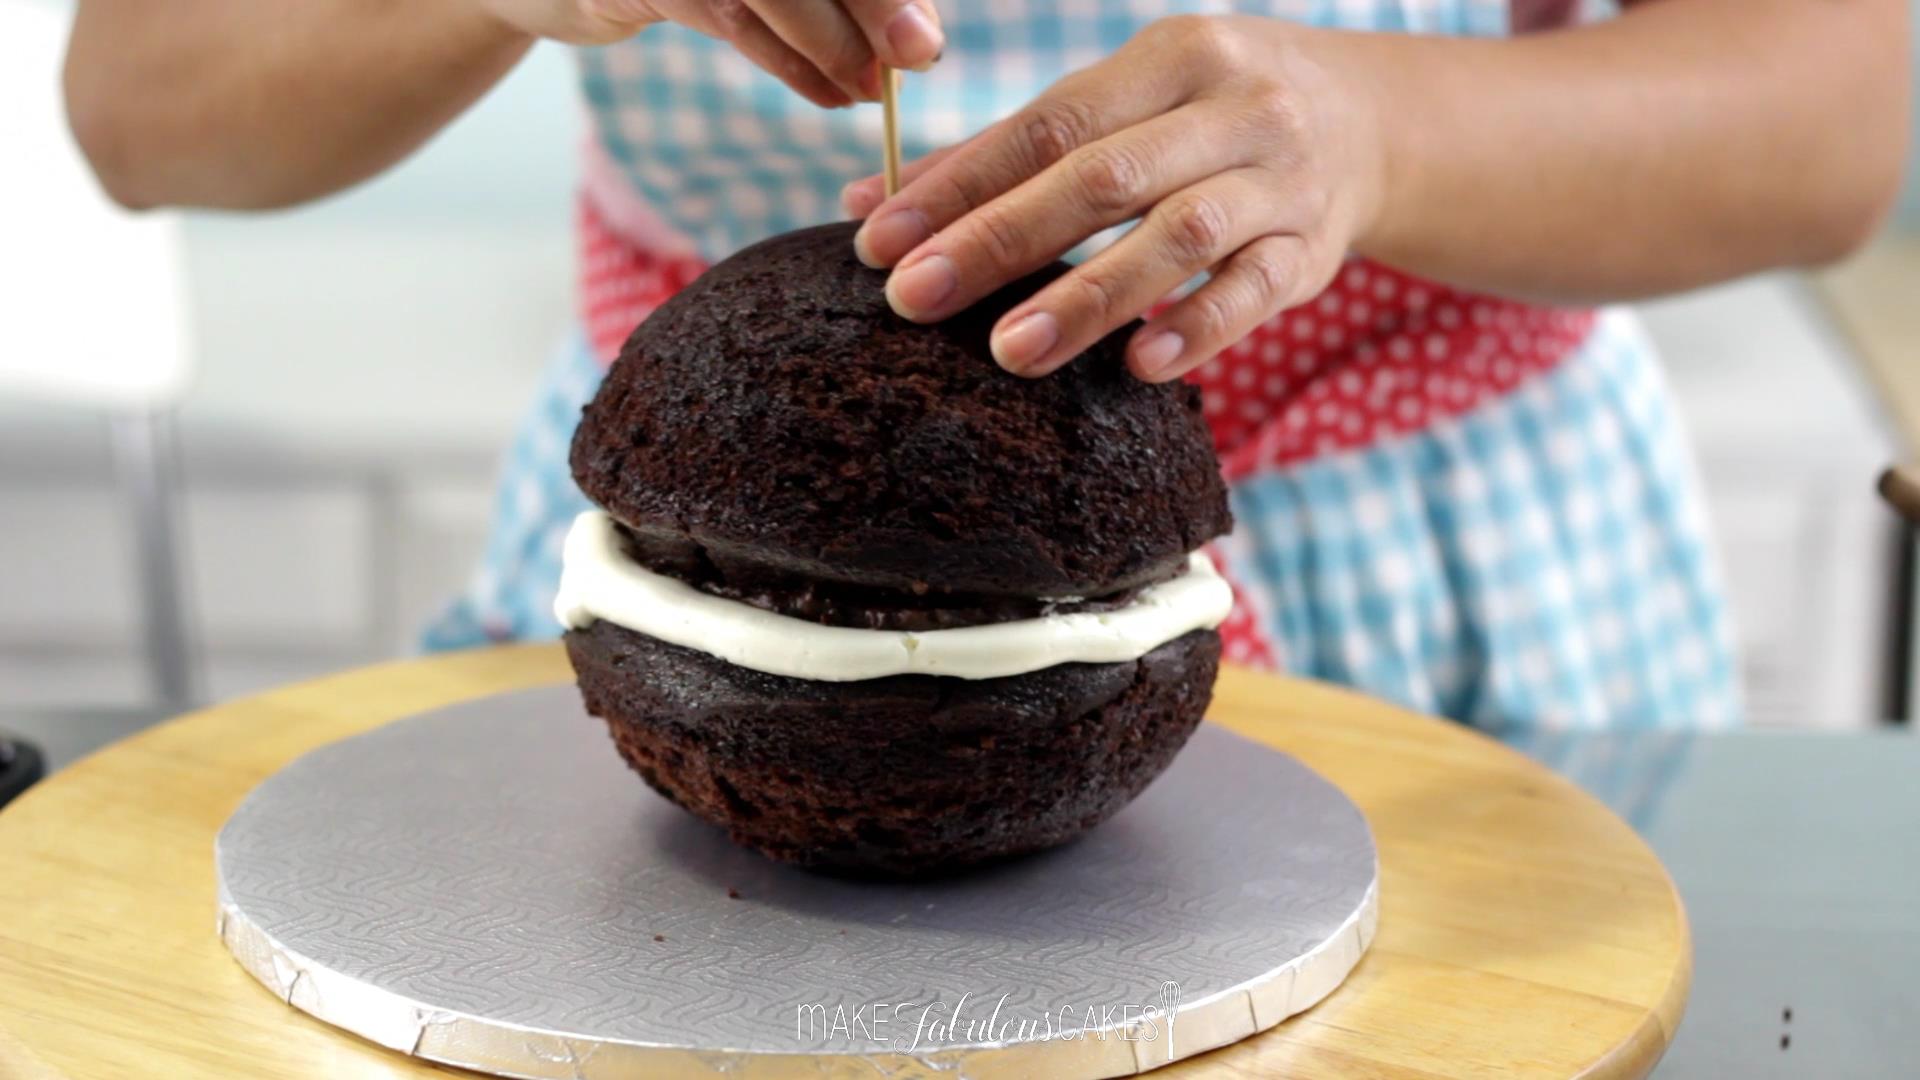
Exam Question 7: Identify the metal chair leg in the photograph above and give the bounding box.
[1882,465,1920,523]
[1885,522,1915,723]
[109,409,200,711]
[0,735,44,809]
[1882,466,1920,723]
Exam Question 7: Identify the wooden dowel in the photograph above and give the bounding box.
[881,66,902,197]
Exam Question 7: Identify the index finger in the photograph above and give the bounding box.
[749,0,881,101]
[851,52,1196,269]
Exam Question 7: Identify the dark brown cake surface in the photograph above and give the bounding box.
[571,221,1231,599]
[565,619,1221,877]
[611,520,1167,631]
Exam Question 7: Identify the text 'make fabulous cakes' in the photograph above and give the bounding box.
[556,222,1233,877]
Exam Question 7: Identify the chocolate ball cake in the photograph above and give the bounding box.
[557,221,1234,877]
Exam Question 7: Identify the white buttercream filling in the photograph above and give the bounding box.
[553,510,1232,682]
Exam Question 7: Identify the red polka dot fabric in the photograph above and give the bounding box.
[579,197,1595,672]
[1181,261,1595,483]
[581,199,708,363]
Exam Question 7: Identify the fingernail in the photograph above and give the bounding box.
[1133,330,1185,378]
[887,253,957,317]
[886,5,944,70]
[857,208,930,267]
[993,311,1060,373]
[842,180,882,217]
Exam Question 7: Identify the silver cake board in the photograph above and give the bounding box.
[216,686,1378,1079]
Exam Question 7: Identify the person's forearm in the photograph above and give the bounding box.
[66,0,534,210]
[1329,0,1911,302]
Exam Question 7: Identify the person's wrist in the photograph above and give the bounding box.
[1291,25,1398,259]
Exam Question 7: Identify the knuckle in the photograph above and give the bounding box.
[774,51,819,88]
[931,165,992,217]
[707,0,751,34]
[1247,83,1301,137]
[968,204,1030,269]
[1069,270,1124,321]
[1238,246,1295,304]
[1070,146,1150,213]
[1138,15,1178,49]
[1187,288,1239,344]
[1148,14,1205,46]
[826,33,872,84]
[1156,15,1238,66]
[573,1,644,41]
[1159,193,1233,264]
[1020,100,1098,170]
[1294,184,1331,223]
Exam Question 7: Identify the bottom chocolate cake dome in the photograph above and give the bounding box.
[556,222,1235,877]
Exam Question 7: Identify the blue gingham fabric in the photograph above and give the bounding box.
[577,0,1547,262]
[426,310,1741,730]
[422,330,600,655]
[428,0,1741,731]
[1211,309,1739,727]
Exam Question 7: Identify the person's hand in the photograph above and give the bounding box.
[843,16,1386,381]
[484,1,944,106]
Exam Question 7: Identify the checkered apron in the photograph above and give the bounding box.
[428,0,1742,730]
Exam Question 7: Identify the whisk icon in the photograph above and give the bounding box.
[1158,980,1183,1061]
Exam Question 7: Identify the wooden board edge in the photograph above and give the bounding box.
[1574,879,1694,1080]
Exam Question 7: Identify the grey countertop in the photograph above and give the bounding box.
[1514,727,1920,1077]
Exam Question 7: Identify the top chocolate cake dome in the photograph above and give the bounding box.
[570,221,1232,602]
